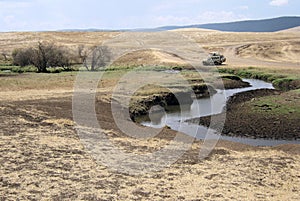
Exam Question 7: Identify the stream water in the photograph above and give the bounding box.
[141,79,300,146]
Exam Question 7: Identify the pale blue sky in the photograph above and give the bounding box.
[0,0,299,31]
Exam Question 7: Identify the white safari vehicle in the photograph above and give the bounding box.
[202,52,226,65]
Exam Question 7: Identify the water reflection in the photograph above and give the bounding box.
[141,79,300,146]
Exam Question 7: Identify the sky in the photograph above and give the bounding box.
[0,0,299,32]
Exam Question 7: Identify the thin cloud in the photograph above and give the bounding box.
[270,0,289,6]
[239,6,249,10]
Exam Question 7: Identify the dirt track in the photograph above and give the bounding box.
[223,44,300,68]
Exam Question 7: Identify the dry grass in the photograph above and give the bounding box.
[0,31,119,54]
[112,49,188,68]
[0,72,77,91]
[235,41,300,63]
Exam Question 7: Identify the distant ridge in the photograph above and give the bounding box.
[59,16,300,33]
[156,16,300,32]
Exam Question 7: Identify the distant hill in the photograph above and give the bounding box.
[280,26,300,32]
[156,16,300,32]
[59,16,300,33]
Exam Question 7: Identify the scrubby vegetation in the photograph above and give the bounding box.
[0,43,115,73]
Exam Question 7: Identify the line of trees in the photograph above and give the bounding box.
[11,42,112,73]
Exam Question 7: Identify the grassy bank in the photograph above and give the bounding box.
[218,67,300,91]
[215,67,300,139]
[249,89,300,116]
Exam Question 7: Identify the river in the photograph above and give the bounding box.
[141,79,300,146]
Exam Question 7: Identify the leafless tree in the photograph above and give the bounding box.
[84,46,112,71]
[78,45,88,64]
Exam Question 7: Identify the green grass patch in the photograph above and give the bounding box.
[218,67,300,91]
[0,65,80,74]
[248,90,300,116]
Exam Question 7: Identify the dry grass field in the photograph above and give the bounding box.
[0,29,299,65]
[0,29,299,200]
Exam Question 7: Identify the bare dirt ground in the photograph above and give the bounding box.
[1,96,299,200]
[0,30,300,200]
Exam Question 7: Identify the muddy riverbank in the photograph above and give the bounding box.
[188,89,300,140]
[130,77,250,120]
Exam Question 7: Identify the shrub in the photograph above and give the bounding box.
[12,48,34,67]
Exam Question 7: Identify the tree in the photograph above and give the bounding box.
[31,42,70,73]
[12,42,70,73]
[32,42,48,72]
[83,46,112,71]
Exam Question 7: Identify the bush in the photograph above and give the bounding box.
[12,48,34,67]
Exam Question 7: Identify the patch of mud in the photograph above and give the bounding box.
[214,78,251,90]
